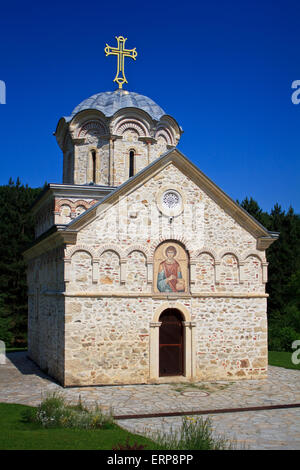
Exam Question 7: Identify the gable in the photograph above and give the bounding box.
[73,159,267,256]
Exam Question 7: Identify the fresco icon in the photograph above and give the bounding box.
[154,242,188,294]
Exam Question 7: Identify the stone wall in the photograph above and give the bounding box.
[64,296,267,386]
[61,162,269,386]
[113,132,148,186]
[64,296,151,385]
[27,247,65,384]
[74,140,110,185]
[193,297,267,380]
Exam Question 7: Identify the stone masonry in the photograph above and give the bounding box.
[24,90,277,387]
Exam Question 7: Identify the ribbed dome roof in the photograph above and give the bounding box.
[71,90,165,121]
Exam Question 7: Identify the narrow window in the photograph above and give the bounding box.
[129,150,135,177]
[91,150,96,183]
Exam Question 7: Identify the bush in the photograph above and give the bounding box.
[22,392,114,430]
[268,324,300,352]
[152,416,234,450]
[284,304,300,332]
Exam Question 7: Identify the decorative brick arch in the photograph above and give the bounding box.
[240,250,267,284]
[97,245,124,259]
[55,199,74,212]
[65,245,97,260]
[125,245,149,260]
[77,120,107,138]
[149,236,193,262]
[73,200,90,210]
[155,127,174,146]
[218,249,241,265]
[193,247,218,263]
[241,250,265,264]
[115,119,148,137]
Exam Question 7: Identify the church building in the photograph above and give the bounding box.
[24,38,278,387]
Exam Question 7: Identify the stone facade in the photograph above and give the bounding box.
[27,246,65,384]
[25,91,278,387]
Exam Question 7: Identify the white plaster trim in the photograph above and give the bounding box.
[147,262,153,284]
[120,258,127,284]
[262,262,269,283]
[51,292,270,298]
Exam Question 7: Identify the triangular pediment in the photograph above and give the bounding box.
[65,148,276,248]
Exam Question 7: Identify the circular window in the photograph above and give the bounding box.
[157,189,183,217]
[162,190,181,209]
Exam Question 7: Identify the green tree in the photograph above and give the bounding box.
[0,179,42,346]
[239,197,300,351]
[238,196,270,228]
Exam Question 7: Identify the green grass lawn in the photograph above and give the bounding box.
[268,350,300,370]
[0,403,156,450]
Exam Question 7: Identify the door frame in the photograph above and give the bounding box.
[150,302,196,381]
[159,308,184,377]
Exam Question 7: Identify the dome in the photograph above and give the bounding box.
[71,90,165,121]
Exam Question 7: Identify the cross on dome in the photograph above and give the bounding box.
[104,36,137,89]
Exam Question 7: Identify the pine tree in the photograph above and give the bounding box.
[239,197,300,350]
[0,179,42,346]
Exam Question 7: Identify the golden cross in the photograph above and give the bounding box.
[104,36,137,89]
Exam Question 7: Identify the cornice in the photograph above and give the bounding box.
[49,291,269,298]
[257,235,279,250]
[23,229,77,261]
[138,136,157,144]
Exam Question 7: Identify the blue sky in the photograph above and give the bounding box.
[0,0,299,212]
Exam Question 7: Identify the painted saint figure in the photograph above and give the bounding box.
[157,245,185,292]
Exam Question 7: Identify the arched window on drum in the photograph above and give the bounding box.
[129,150,135,177]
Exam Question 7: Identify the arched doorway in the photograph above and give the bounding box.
[159,308,184,376]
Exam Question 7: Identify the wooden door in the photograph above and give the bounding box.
[159,309,183,376]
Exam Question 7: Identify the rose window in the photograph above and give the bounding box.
[162,191,180,209]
